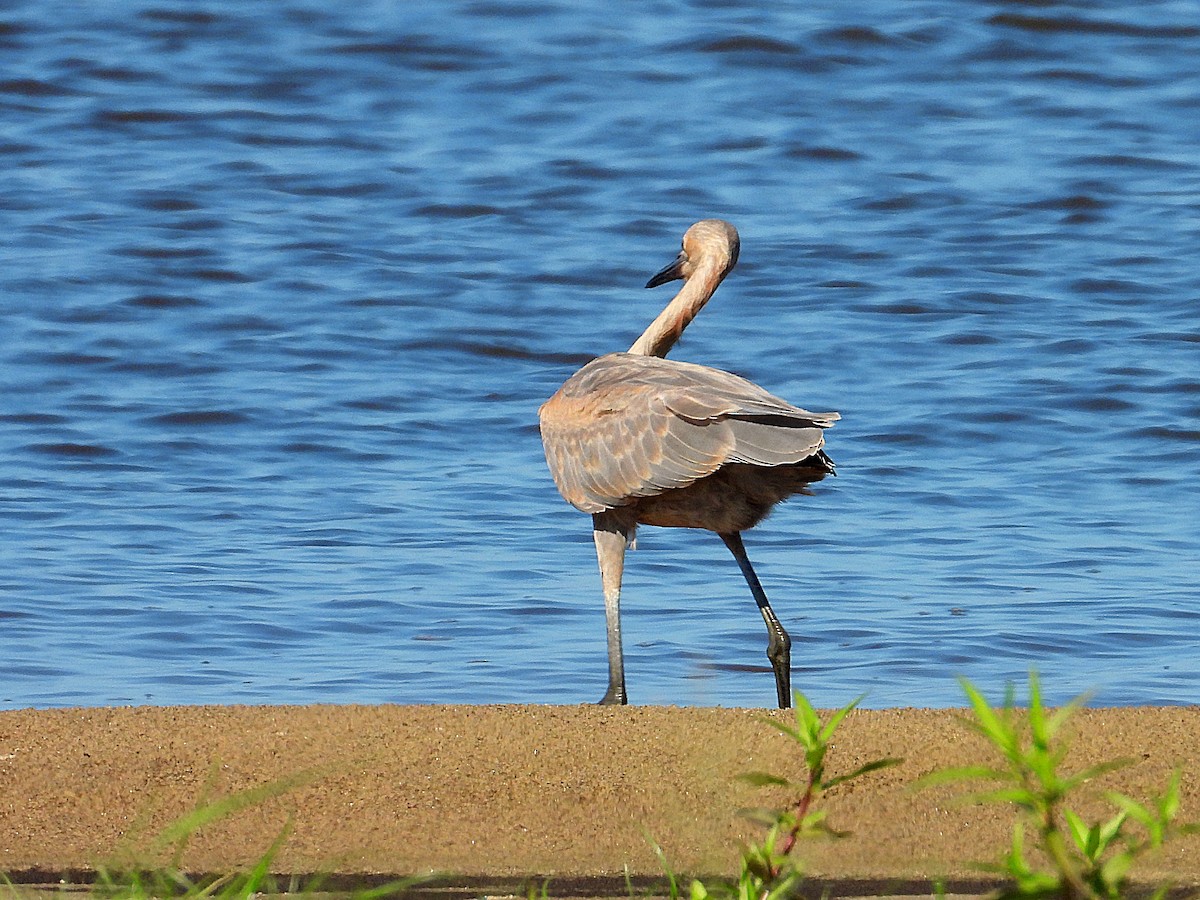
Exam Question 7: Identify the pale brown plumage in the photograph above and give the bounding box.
[540,353,835,525]
[538,219,838,708]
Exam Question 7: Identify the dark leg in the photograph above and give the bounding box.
[719,531,792,709]
[593,512,633,705]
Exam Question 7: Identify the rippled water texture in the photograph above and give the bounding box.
[2,1,1198,709]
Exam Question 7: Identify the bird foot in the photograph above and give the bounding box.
[774,679,793,709]
[597,685,627,705]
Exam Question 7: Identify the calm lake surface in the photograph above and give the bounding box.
[2,1,1198,709]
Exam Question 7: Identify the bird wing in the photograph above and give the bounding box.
[538,353,838,513]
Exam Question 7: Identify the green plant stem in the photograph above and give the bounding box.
[1041,812,1091,900]
[774,771,816,866]
[1021,741,1095,900]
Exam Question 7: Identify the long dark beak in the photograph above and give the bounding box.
[645,251,687,288]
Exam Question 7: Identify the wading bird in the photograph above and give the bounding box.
[538,220,838,708]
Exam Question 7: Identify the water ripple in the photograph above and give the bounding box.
[1,0,1197,710]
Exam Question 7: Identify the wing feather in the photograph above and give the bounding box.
[539,352,837,513]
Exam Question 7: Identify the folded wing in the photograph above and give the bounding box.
[539,353,838,514]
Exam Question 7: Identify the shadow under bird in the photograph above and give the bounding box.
[538,219,838,709]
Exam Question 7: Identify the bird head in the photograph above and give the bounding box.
[645,219,740,288]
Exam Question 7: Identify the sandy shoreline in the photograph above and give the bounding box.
[3,704,1200,893]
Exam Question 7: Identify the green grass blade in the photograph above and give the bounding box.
[146,768,322,858]
[648,836,680,900]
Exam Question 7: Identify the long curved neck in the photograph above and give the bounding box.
[628,262,726,358]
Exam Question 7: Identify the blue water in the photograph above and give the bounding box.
[2,1,1198,710]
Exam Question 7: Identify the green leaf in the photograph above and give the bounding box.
[1060,757,1135,791]
[737,806,787,828]
[1159,770,1182,821]
[799,808,829,831]
[1026,670,1048,745]
[1003,822,1034,875]
[792,691,821,740]
[969,786,1041,808]
[959,677,1014,750]
[1099,850,1133,887]
[1046,693,1089,738]
[822,757,903,790]
[761,718,801,742]
[1097,810,1128,850]
[1108,792,1155,827]
[773,811,798,832]
[741,848,774,882]
[913,764,1008,789]
[1013,870,1061,894]
[818,694,866,744]
[232,818,291,896]
[804,743,828,776]
[1063,807,1095,857]
[737,771,793,788]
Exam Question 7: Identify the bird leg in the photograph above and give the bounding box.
[593,512,633,705]
[719,532,792,709]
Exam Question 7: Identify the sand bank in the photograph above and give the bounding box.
[3,704,1200,894]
